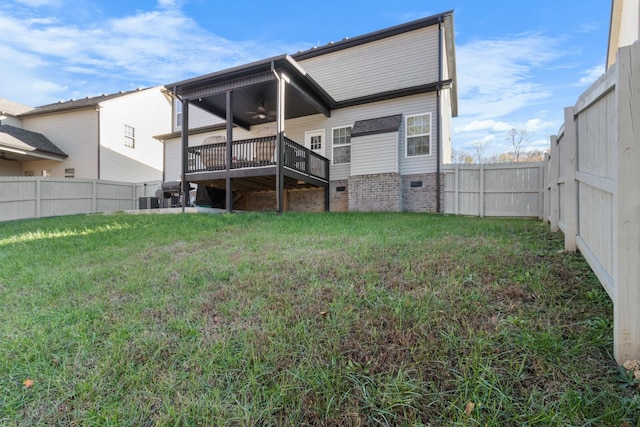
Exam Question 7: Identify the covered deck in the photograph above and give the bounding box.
[168,54,336,213]
[186,135,329,210]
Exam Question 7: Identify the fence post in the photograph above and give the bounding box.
[562,107,577,251]
[613,42,640,364]
[540,159,547,221]
[36,177,41,219]
[454,164,459,215]
[479,164,484,217]
[548,135,559,231]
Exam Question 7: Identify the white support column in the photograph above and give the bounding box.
[562,107,578,252]
[613,42,640,364]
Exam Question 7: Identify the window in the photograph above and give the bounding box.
[65,168,75,178]
[406,113,431,157]
[175,99,183,129]
[124,125,135,148]
[24,171,34,176]
[332,126,351,164]
[42,170,52,177]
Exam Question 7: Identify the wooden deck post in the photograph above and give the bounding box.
[275,72,286,214]
[225,90,233,213]
[562,106,578,252]
[613,42,640,364]
[180,98,189,213]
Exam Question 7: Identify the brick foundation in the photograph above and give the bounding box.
[348,173,401,212]
[401,173,443,212]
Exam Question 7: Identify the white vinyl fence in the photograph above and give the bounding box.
[0,177,161,222]
[548,41,640,364]
[443,162,546,218]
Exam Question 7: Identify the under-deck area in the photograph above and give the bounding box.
[186,135,330,211]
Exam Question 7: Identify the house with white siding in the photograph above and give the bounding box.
[157,10,457,212]
[0,87,171,182]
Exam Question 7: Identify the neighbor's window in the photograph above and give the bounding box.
[406,113,431,157]
[65,168,75,178]
[124,124,135,148]
[332,126,351,164]
[175,99,183,129]
[42,170,52,177]
[24,171,34,176]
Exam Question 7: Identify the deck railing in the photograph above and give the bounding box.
[186,135,329,181]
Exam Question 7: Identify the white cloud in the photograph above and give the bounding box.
[456,34,561,120]
[455,119,511,133]
[14,0,61,6]
[524,118,555,133]
[577,64,605,86]
[0,3,300,106]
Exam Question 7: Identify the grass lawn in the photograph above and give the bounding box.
[0,212,638,426]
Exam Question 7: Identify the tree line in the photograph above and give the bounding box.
[452,128,549,164]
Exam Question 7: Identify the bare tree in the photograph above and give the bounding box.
[451,149,474,164]
[505,128,530,162]
[471,138,490,164]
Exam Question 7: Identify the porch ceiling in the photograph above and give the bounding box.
[168,55,335,130]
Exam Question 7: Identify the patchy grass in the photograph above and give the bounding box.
[0,212,637,426]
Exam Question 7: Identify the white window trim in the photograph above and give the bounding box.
[331,125,351,165]
[405,113,432,158]
[175,99,183,130]
[305,129,325,155]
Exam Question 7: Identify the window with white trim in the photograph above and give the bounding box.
[175,99,183,129]
[124,124,135,148]
[406,113,431,157]
[332,126,351,164]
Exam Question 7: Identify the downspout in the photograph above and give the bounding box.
[436,16,443,213]
[96,107,101,180]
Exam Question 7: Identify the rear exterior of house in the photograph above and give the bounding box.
[159,11,457,212]
[2,87,170,182]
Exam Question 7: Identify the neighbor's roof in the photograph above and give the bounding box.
[19,87,154,117]
[0,97,33,116]
[0,125,67,157]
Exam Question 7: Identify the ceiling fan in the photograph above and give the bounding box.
[0,152,19,162]
[246,103,276,120]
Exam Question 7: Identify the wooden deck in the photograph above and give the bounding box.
[185,135,330,210]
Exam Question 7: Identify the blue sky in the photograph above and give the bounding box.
[1,0,611,157]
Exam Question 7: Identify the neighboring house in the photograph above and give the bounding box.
[158,10,457,212]
[0,87,171,182]
[607,0,640,68]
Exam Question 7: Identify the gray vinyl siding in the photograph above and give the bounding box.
[21,110,99,179]
[298,26,439,102]
[351,133,398,176]
[399,94,438,175]
[282,93,438,180]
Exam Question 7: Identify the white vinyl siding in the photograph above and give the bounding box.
[21,109,99,179]
[99,89,169,182]
[351,132,399,176]
[298,26,439,102]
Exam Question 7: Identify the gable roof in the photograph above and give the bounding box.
[0,97,33,116]
[0,125,67,158]
[19,87,152,117]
